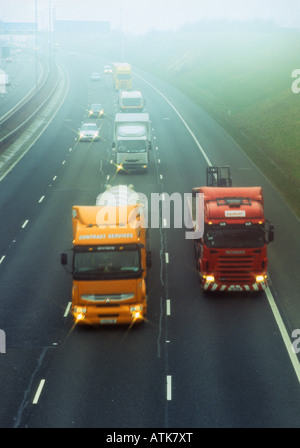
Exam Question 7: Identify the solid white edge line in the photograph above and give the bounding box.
[137,71,300,384]
[265,286,300,383]
[135,73,212,167]
[167,375,172,400]
[0,64,70,184]
[33,379,45,404]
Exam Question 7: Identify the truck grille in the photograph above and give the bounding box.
[216,255,255,283]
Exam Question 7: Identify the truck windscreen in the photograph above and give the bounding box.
[118,140,147,153]
[73,245,141,280]
[123,99,141,106]
[204,224,265,248]
[118,74,131,80]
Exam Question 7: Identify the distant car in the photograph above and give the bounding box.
[79,123,100,141]
[88,103,104,118]
[91,72,101,81]
[104,65,112,74]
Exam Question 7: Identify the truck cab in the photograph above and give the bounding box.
[112,113,152,173]
[192,167,274,292]
[61,185,151,325]
[119,91,144,113]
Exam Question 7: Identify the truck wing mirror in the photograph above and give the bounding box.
[61,253,68,265]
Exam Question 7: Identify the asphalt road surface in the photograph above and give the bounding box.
[0,50,42,116]
[0,49,299,428]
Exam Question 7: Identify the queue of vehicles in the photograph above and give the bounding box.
[63,61,274,327]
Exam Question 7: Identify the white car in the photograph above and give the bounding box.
[91,72,101,81]
[79,123,100,141]
[104,65,112,74]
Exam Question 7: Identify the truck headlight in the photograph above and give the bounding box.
[256,275,266,283]
[130,305,143,319]
[74,306,87,321]
[205,275,215,283]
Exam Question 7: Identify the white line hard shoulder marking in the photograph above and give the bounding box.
[165,253,169,264]
[0,64,70,183]
[265,286,300,383]
[135,73,212,167]
[137,71,300,383]
[22,220,29,229]
[33,379,45,404]
[0,255,5,264]
[38,196,45,203]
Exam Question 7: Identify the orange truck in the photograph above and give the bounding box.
[112,62,132,90]
[192,167,274,292]
[61,185,151,325]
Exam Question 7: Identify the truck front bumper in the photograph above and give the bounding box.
[72,304,146,325]
[121,163,148,172]
[201,274,268,292]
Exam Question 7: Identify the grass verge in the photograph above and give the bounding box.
[124,30,300,218]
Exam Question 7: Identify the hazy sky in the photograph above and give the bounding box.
[1,0,300,34]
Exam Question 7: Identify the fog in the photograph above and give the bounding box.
[1,0,300,34]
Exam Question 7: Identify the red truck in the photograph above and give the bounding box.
[192,167,274,292]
